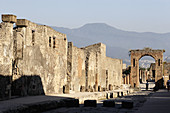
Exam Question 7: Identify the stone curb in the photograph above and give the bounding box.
[2,98,79,113]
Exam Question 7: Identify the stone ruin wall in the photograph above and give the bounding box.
[0,21,14,75]
[68,42,123,93]
[0,15,67,96]
[13,19,67,94]
[0,16,16,98]
[0,14,123,98]
[163,62,170,87]
[14,19,67,93]
[82,43,106,92]
[105,57,122,90]
[67,42,86,92]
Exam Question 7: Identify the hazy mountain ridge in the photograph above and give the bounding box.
[51,23,170,63]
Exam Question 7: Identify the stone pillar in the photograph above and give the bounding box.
[130,73,133,87]
[126,75,129,84]
[145,70,148,81]
[136,60,140,87]
[139,69,142,83]
[124,76,126,84]
[1,14,17,99]
[143,71,146,83]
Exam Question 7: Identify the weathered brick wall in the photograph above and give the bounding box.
[0,22,14,75]
[68,43,123,92]
[82,43,106,92]
[13,20,67,94]
[70,44,86,92]
[105,57,123,89]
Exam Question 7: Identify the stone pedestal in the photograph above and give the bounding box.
[122,101,133,109]
[84,100,97,107]
[103,100,115,107]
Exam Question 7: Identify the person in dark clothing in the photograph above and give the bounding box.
[167,79,170,92]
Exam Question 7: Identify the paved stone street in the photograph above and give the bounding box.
[135,89,170,113]
[0,89,150,113]
[44,89,170,113]
[1,87,170,113]
[43,91,153,113]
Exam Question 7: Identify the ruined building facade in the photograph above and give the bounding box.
[0,14,123,99]
[67,42,122,93]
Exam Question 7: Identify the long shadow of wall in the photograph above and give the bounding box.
[0,75,45,100]
[154,78,165,91]
[12,75,45,96]
[0,75,12,99]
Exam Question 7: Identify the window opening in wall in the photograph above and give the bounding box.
[133,59,135,67]
[158,59,160,66]
[53,37,56,48]
[49,37,51,47]
[32,30,35,46]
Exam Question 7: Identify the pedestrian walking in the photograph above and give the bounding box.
[167,79,170,92]
[146,80,149,90]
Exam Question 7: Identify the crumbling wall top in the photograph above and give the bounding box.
[16,19,29,27]
[81,43,105,49]
[2,14,17,23]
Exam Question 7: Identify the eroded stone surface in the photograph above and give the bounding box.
[0,14,123,99]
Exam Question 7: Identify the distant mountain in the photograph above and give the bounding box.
[51,23,170,63]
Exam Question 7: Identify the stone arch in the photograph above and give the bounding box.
[129,48,165,88]
[138,54,156,60]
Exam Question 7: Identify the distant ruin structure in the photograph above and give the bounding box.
[130,48,165,88]
[0,14,123,99]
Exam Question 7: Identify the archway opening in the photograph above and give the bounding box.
[139,56,155,83]
[139,56,155,90]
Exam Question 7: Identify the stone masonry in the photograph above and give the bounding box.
[67,42,122,93]
[0,14,123,99]
[130,48,165,88]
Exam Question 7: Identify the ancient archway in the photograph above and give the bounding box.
[129,48,165,88]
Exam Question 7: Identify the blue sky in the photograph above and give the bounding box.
[1,0,170,33]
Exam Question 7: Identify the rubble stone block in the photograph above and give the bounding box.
[2,14,17,23]
[17,19,29,27]
[103,100,115,107]
[84,100,97,107]
[63,99,79,107]
[122,101,133,109]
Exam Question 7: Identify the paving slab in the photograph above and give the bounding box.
[135,89,170,113]
[0,95,68,112]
